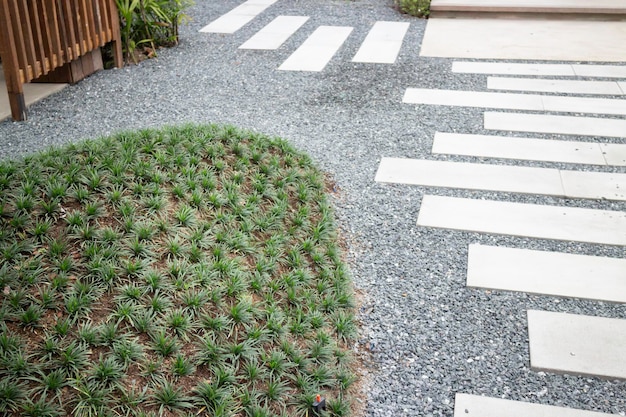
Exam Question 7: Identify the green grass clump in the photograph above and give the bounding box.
[396,0,430,17]
[0,124,358,417]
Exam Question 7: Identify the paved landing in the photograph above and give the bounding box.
[239,16,309,50]
[484,112,626,138]
[421,19,626,62]
[417,195,626,245]
[454,393,621,417]
[528,310,626,380]
[278,26,353,71]
[376,157,626,201]
[431,0,626,14]
[403,88,626,115]
[467,245,626,303]
[432,132,626,166]
[200,0,278,33]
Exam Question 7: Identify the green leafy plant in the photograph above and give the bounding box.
[396,0,430,17]
[115,0,194,63]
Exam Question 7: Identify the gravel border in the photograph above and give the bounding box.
[1,1,625,416]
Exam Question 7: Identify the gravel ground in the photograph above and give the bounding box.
[1,1,625,416]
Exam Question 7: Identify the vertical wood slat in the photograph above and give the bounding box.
[18,0,40,80]
[55,0,70,62]
[75,0,88,54]
[29,1,48,75]
[85,0,98,47]
[8,0,28,83]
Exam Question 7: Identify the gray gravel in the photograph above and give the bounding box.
[1,0,625,416]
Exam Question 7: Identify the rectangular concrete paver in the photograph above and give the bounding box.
[431,132,619,166]
[467,245,626,303]
[454,393,620,417]
[487,77,625,95]
[239,16,309,49]
[376,157,626,200]
[403,88,626,116]
[417,195,626,245]
[199,0,278,33]
[278,26,353,71]
[528,310,626,380]
[375,158,561,195]
[602,143,626,165]
[352,21,410,64]
[421,19,626,62]
[452,61,626,78]
[484,112,626,138]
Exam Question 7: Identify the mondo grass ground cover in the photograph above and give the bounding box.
[0,125,358,417]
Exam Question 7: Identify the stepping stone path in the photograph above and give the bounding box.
[199,1,411,70]
[200,0,626,414]
[376,33,626,417]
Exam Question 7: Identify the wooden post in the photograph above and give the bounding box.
[0,0,28,120]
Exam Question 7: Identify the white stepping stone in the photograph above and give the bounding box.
[431,132,618,166]
[239,16,309,50]
[278,26,353,72]
[528,310,626,380]
[487,77,625,95]
[484,112,626,138]
[416,195,626,245]
[467,245,626,303]
[454,393,619,417]
[200,0,278,34]
[376,157,626,200]
[452,61,626,78]
[352,21,410,64]
[403,88,626,116]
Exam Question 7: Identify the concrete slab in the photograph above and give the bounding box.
[528,310,626,380]
[199,0,278,33]
[484,112,626,138]
[352,21,410,64]
[467,244,626,303]
[487,77,625,95]
[239,16,309,50]
[403,88,626,116]
[376,157,626,200]
[376,158,563,195]
[278,26,353,71]
[0,67,67,122]
[416,195,626,245]
[453,61,626,78]
[454,393,620,417]
[431,132,616,166]
[420,19,626,62]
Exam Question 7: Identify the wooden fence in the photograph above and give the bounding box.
[0,0,123,121]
